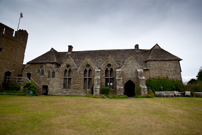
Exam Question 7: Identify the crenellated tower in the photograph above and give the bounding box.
[0,22,28,89]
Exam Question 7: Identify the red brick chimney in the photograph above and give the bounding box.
[68,45,73,52]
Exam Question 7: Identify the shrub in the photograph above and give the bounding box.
[101,87,111,95]
[0,90,29,96]
[135,92,154,98]
[146,77,182,92]
[99,94,106,99]
[86,94,93,97]
[136,86,141,95]
[23,82,37,95]
[9,82,20,91]
[118,95,128,99]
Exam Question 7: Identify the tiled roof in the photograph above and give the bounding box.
[27,45,182,68]
[146,44,182,61]
[28,48,59,64]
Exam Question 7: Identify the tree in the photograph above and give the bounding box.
[197,67,202,81]
[187,78,197,84]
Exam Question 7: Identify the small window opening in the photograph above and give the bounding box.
[52,71,55,78]
[41,69,44,76]
[48,71,50,78]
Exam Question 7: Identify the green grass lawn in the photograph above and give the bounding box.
[0,95,202,135]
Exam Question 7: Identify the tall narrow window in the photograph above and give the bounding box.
[48,71,50,78]
[41,69,44,76]
[63,65,71,89]
[83,64,92,89]
[105,64,114,89]
[68,70,71,89]
[52,71,55,78]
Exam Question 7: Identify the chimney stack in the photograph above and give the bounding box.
[68,45,73,52]
[135,44,139,50]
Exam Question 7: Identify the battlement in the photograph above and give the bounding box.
[0,22,28,43]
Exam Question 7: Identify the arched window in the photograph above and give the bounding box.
[41,69,44,76]
[63,65,71,89]
[105,64,114,89]
[52,71,55,78]
[48,71,50,78]
[83,64,92,89]
[64,69,67,77]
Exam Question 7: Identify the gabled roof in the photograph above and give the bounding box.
[27,48,60,64]
[146,44,182,61]
[27,44,182,68]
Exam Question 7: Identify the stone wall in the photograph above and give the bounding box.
[122,56,142,94]
[23,57,182,96]
[0,23,28,89]
[148,61,182,80]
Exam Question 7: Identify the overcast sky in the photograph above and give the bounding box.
[0,0,202,83]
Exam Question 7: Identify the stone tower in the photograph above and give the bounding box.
[0,22,28,89]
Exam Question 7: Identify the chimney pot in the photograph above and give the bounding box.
[68,45,73,52]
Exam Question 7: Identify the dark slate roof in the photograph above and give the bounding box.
[69,49,150,68]
[28,48,60,64]
[146,44,182,61]
[27,45,182,68]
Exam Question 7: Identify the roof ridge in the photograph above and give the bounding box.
[58,49,149,53]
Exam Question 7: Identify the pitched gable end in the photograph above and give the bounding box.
[27,48,60,64]
[146,44,182,61]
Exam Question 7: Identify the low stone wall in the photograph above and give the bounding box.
[155,91,181,97]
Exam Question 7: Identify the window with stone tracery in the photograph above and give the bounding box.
[63,65,71,89]
[83,64,92,89]
[105,64,114,89]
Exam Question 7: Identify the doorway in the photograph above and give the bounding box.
[124,80,135,97]
[3,71,12,89]
[27,73,31,80]
[4,71,11,83]
[42,85,48,95]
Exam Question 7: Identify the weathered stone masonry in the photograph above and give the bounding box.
[23,44,182,96]
[0,22,182,96]
[0,23,28,89]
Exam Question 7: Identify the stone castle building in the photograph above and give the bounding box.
[0,23,28,89]
[0,22,182,96]
[23,44,182,96]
